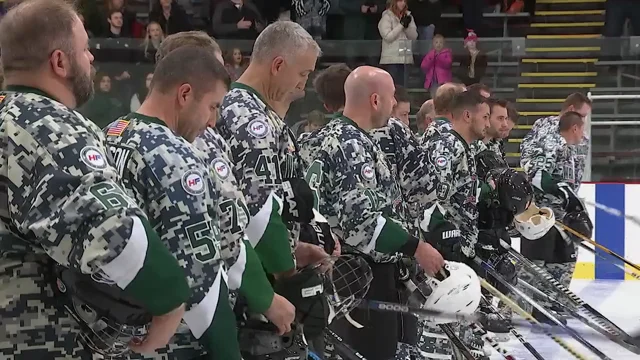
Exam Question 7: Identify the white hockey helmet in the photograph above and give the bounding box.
[411,261,481,325]
[514,203,555,240]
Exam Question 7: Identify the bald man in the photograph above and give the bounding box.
[299,66,444,360]
[421,82,466,145]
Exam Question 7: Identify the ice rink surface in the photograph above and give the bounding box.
[490,280,640,360]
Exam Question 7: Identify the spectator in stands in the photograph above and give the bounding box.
[392,85,411,126]
[225,47,249,82]
[80,73,126,129]
[420,34,452,98]
[456,31,487,86]
[415,98,435,134]
[292,0,331,39]
[106,10,131,38]
[378,0,417,85]
[103,0,140,38]
[407,0,441,45]
[78,13,95,38]
[461,0,484,36]
[603,0,640,63]
[313,63,351,113]
[150,0,192,35]
[130,72,153,112]
[467,82,491,98]
[212,0,265,39]
[339,0,385,66]
[139,21,165,63]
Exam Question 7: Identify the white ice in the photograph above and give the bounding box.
[489,280,640,360]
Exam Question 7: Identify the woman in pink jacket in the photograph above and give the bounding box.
[420,34,452,98]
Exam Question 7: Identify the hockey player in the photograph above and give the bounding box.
[466,83,491,99]
[519,110,594,323]
[0,1,189,358]
[153,31,297,337]
[471,98,510,157]
[217,21,328,279]
[313,63,351,115]
[415,99,435,136]
[299,66,445,360]
[104,47,247,359]
[420,82,466,145]
[392,86,411,127]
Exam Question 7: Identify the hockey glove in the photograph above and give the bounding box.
[274,269,328,338]
[558,182,585,214]
[281,178,315,224]
[424,221,466,263]
[563,210,593,240]
[299,220,336,255]
[400,14,412,28]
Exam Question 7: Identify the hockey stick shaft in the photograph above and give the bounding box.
[324,329,367,360]
[477,258,611,360]
[583,199,640,228]
[469,322,516,360]
[575,239,640,281]
[480,278,592,360]
[480,296,546,360]
[439,323,476,360]
[500,239,632,339]
[556,221,640,273]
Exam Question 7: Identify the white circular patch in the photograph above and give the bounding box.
[182,170,206,196]
[211,158,230,180]
[247,119,269,138]
[80,146,107,170]
[361,164,375,181]
[435,156,448,168]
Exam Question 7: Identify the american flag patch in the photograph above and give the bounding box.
[0,96,5,103]
[107,120,129,136]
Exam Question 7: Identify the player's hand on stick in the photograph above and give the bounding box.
[129,303,186,354]
[414,241,445,276]
[263,294,296,335]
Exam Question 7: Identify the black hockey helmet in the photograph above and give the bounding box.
[476,150,508,181]
[563,210,594,240]
[495,169,533,216]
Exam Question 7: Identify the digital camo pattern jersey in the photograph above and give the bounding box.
[471,138,505,159]
[104,114,239,360]
[520,124,576,220]
[0,89,157,359]
[423,131,480,257]
[420,117,452,145]
[193,127,275,314]
[522,115,587,189]
[217,83,305,272]
[299,116,405,263]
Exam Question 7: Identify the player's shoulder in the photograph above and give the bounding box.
[193,127,232,161]
[219,84,281,136]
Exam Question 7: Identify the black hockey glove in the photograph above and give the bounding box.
[424,221,466,263]
[400,14,412,28]
[478,202,515,230]
[563,210,593,240]
[558,182,585,214]
[299,220,336,255]
[281,178,315,224]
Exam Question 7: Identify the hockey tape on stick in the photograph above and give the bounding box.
[479,278,592,360]
[477,258,610,360]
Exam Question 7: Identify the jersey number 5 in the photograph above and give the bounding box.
[304,160,323,212]
[186,217,222,264]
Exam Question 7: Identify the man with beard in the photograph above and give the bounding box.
[471,98,510,158]
[104,47,246,359]
[299,66,445,360]
[217,21,328,281]
[0,0,190,358]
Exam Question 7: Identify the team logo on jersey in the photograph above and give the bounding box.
[247,119,269,138]
[435,156,448,168]
[80,146,108,170]
[211,158,230,180]
[0,96,5,103]
[361,164,375,181]
[182,169,206,196]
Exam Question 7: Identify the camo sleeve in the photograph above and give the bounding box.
[219,105,295,275]
[330,138,419,256]
[2,97,189,316]
[521,137,561,194]
[427,136,479,257]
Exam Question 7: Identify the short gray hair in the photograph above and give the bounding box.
[251,21,321,63]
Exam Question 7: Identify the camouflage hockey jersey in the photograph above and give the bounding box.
[522,115,587,189]
[520,127,577,220]
[471,138,505,159]
[420,116,452,145]
[193,127,275,313]
[299,115,415,263]
[0,87,188,359]
[421,131,480,257]
[217,83,305,274]
[104,114,240,360]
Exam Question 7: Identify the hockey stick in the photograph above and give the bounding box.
[480,296,546,360]
[582,199,640,229]
[439,323,476,360]
[324,329,367,360]
[518,277,640,355]
[555,221,640,273]
[500,239,634,342]
[468,321,516,360]
[479,278,592,360]
[571,236,640,281]
[476,257,612,360]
